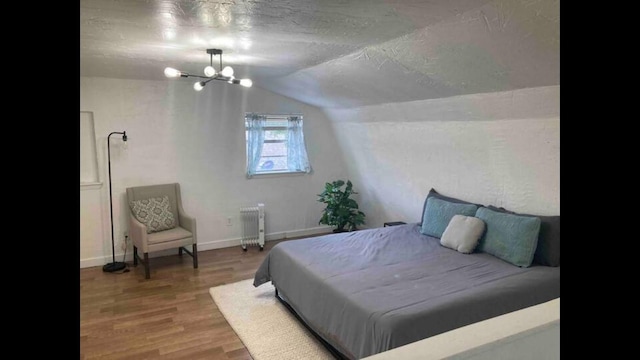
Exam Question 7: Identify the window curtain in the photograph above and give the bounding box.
[246,113,267,177]
[287,116,311,173]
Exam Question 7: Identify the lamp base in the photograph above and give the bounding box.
[102,262,127,273]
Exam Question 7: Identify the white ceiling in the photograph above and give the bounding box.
[80,0,559,108]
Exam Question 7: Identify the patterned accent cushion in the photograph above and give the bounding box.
[440,215,486,254]
[420,197,478,238]
[475,207,541,267]
[129,196,177,234]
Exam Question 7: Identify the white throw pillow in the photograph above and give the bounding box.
[440,215,485,254]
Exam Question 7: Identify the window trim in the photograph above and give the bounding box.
[80,181,103,190]
[248,170,307,178]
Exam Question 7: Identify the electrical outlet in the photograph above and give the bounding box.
[227,217,232,226]
[120,234,129,251]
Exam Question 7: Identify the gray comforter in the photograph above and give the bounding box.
[254,224,560,359]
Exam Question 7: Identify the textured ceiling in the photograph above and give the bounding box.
[80,0,559,108]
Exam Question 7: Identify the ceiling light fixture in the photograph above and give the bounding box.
[164,48,252,91]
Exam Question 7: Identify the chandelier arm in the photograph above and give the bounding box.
[186,74,211,79]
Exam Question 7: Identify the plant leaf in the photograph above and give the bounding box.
[317,179,365,230]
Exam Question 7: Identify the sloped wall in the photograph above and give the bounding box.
[263,0,559,109]
[323,86,559,227]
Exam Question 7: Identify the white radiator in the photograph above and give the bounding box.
[240,203,265,251]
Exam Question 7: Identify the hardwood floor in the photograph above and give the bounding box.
[80,240,291,360]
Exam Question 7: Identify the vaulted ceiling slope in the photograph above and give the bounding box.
[80,0,559,109]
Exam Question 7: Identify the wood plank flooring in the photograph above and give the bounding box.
[80,239,293,360]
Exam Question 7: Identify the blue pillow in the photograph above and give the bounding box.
[476,207,541,267]
[419,188,480,225]
[487,206,560,267]
[420,197,478,238]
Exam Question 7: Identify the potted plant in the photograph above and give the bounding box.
[317,180,366,232]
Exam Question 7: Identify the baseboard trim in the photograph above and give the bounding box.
[80,225,333,269]
[264,226,333,241]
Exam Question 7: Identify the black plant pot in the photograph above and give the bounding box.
[333,228,348,233]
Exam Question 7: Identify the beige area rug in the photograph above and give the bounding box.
[209,279,334,360]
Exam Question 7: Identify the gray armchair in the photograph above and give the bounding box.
[126,183,198,279]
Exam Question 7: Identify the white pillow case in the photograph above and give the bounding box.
[440,215,485,254]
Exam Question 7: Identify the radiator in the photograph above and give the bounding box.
[240,203,265,251]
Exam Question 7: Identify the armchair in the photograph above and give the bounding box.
[126,183,198,279]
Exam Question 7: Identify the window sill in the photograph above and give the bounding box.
[248,171,308,179]
[80,182,103,190]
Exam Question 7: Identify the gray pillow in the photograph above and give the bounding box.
[488,206,560,267]
[421,197,478,238]
[440,215,485,254]
[476,207,541,267]
[129,196,177,234]
[419,188,481,225]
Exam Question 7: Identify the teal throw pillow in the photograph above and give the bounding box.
[420,197,478,238]
[476,207,541,267]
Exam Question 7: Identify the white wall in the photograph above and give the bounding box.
[323,86,559,228]
[80,77,348,268]
[81,186,110,263]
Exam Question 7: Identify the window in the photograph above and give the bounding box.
[80,111,100,185]
[245,113,311,177]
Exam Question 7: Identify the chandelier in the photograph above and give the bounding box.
[163,48,252,91]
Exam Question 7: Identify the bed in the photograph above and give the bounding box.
[253,223,560,359]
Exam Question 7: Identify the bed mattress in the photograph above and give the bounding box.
[254,224,560,359]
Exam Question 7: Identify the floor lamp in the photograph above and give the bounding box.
[103,131,128,273]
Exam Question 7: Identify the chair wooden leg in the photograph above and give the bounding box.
[178,247,183,256]
[193,244,198,269]
[144,253,150,279]
[133,246,138,266]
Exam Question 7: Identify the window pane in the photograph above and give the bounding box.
[80,111,99,184]
[258,156,287,171]
[266,120,288,127]
[261,142,286,157]
[264,129,286,140]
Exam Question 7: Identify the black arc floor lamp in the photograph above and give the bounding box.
[103,131,128,273]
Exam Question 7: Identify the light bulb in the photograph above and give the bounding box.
[239,79,253,88]
[204,66,216,77]
[194,81,205,91]
[122,140,128,150]
[221,66,234,77]
[164,67,181,78]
